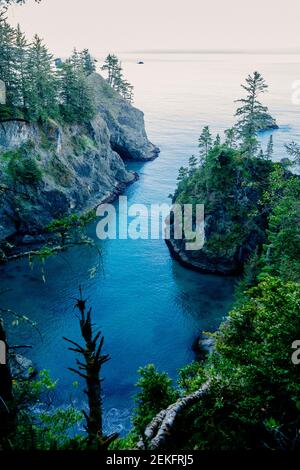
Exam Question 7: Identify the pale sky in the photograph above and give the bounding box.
[6,0,300,57]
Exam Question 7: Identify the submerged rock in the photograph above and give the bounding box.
[9,353,36,380]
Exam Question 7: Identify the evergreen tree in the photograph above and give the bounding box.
[58,58,95,124]
[234,71,275,156]
[266,135,273,159]
[177,166,189,182]
[214,133,221,147]
[285,141,300,164]
[101,54,134,102]
[0,13,17,105]
[26,35,58,121]
[80,49,96,76]
[188,155,198,175]
[14,24,29,108]
[69,48,81,70]
[198,126,212,162]
[101,54,118,86]
[224,127,237,149]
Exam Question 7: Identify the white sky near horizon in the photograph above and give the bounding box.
[6,0,300,57]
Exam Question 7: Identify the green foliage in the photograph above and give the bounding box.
[198,125,212,162]
[6,148,42,185]
[11,370,84,450]
[234,71,276,155]
[133,364,179,436]
[178,361,207,393]
[266,135,273,159]
[127,78,300,450]
[109,433,138,450]
[259,173,300,282]
[0,16,96,124]
[79,48,96,76]
[224,127,237,149]
[25,35,59,122]
[285,141,300,164]
[58,51,96,124]
[174,143,273,261]
[101,54,134,102]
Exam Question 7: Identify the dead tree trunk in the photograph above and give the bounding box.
[64,287,118,449]
[136,380,211,450]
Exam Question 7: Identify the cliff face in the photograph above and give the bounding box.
[87,73,159,161]
[0,73,159,242]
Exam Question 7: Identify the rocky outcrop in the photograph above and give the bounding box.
[166,203,265,275]
[166,152,275,275]
[9,353,36,380]
[166,237,244,275]
[258,116,279,132]
[87,73,160,161]
[192,334,215,361]
[0,73,158,243]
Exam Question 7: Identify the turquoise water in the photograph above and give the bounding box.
[1,52,300,434]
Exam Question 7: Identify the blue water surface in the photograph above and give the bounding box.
[1,52,299,434]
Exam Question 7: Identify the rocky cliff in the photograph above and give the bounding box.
[0,73,159,243]
[167,150,275,275]
[87,73,159,161]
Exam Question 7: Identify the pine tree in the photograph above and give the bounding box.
[58,58,95,124]
[188,155,198,174]
[26,35,58,121]
[214,133,221,147]
[266,135,273,159]
[224,127,237,149]
[234,71,275,156]
[101,54,134,102]
[101,54,118,86]
[0,13,17,105]
[14,24,29,108]
[177,166,188,182]
[80,49,96,76]
[198,126,212,162]
[285,141,300,164]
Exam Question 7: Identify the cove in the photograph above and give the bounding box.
[3,51,299,435]
[0,155,236,435]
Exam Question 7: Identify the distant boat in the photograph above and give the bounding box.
[137,60,144,64]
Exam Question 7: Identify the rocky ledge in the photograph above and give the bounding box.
[166,238,243,275]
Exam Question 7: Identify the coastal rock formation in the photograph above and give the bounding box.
[87,73,160,161]
[192,334,215,361]
[9,353,36,380]
[166,151,275,275]
[0,73,158,243]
